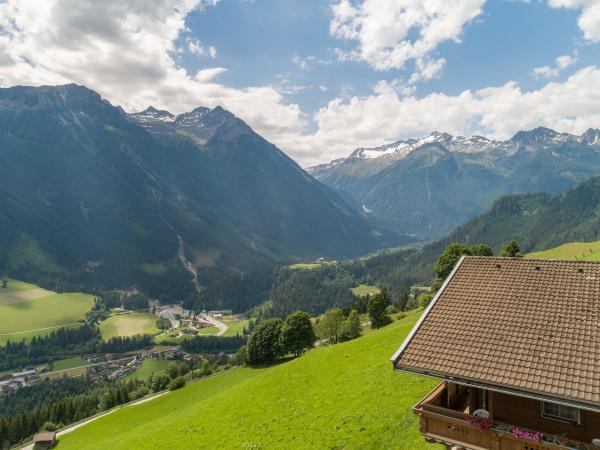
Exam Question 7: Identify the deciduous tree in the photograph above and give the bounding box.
[368,294,392,329]
[281,311,316,357]
[500,240,521,257]
[248,318,284,364]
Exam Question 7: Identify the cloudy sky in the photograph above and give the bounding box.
[1,0,600,166]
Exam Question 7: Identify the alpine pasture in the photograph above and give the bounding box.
[57,312,441,449]
[0,279,94,345]
[527,240,600,261]
[99,312,159,340]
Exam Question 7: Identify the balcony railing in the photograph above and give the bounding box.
[414,383,596,450]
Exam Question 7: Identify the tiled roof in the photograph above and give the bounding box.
[393,256,600,407]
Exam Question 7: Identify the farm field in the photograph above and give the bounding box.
[51,357,87,371]
[196,326,218,335]
[527,240,600,261]
[0,279,94,345]
[99,312,159,340]
[154,334,195,344]
[58,311,440,450]
[288,262,322,270]
[221,315,249,337]
[125,360,171,381]
[351,284,381,296]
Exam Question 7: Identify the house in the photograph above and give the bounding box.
[391,256,600,450]
[208,309,232,316]
[12,368,36,380]
[32,431,56,449]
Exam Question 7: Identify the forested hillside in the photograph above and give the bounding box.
[0,84,405,299]
[310,128,600,239]
[197,176,600,314]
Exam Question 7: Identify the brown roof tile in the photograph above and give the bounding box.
[393,256,600,407]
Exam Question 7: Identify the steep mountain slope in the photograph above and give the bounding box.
[309,128,600,238]
[357,175,600,294]
[58,312,439,450]
[0,84,403,298]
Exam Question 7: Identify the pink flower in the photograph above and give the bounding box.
[512,427,542,442]
[467,416,492,431]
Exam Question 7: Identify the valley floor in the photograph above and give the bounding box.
[57,311,441,450]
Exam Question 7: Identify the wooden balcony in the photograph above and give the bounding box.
[414,383,597,450]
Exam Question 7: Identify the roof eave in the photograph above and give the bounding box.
[390,255,466,365]
[394,365,600,414]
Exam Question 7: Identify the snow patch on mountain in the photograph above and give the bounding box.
[309,127,600,173]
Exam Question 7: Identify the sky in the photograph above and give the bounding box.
[0,1,600,166]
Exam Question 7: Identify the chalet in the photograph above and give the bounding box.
[391,256,600,450]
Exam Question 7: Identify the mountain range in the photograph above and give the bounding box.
[0,84,404,298]
[308,127,600,239]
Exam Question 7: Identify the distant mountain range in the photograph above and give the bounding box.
[308,127,600,239]
[0,84,405,298]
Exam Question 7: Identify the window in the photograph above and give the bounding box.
[541,401,580,424]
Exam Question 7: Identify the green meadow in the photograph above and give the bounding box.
[288,262,322,270]
[58,312,440,450]
[0,279,94,345]
[527,240,600,261]
[99,312,159,340]
[221,315,250,336]
[351,284,381,296]
[125,359,171,381]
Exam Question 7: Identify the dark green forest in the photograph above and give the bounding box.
[192,176,600,316]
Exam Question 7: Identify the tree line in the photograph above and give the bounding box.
[0,354,243,448]
[0,325,154,372]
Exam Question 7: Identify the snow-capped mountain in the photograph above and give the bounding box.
[130,105,251,145]
[310,127,600,174]
[348,132,499,161]
[130,106,175,123]
[308,126,600,241]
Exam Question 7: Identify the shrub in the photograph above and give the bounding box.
[168,376,186,391]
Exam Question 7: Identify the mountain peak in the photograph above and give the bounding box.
[511,126,558,143]
[131,106,175,122]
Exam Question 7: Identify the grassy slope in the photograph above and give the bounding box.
[351,284,381,296]
[288,263,322,270]
[52,357,87,371]
[221,315,249,337]
[0,279,94,345]
[59,312,440,450]
[527,240,600,261]
[99,313,159,340]
[125,360,171,381]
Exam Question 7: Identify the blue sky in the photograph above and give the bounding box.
[1,0,600,165]
[182,0,590,116]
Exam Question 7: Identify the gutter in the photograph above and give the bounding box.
[390,255,466,365]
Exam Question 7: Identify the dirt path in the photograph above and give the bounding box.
[177,234,203,294]
[202,314,228,336]
[19,392,170,449]
[0,323,80,336]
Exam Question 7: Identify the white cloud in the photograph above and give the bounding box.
[330,0,485,71]
[0,0,600,168]
[291,66,600,166]
[0,0,306,145]
[186,37,217,58]
[194,67,226,82]
[532,52,577,78]
[409,57,446,84]
[292,54,331,71]
[548,0,600,42]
